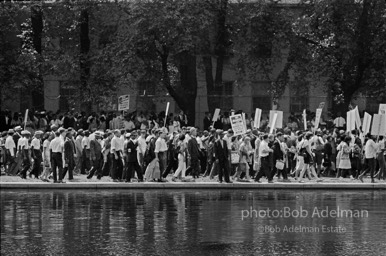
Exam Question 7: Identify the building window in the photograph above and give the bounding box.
[290,83,309,113]
[138,81,156,96]
[252,96,271,114]
[59,82,77,111]
[207,81,234,110]
[366,97,381,114]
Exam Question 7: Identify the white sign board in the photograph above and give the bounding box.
[379,104,386,114]
[254,108,262,129]
[346,110,355,132]
[212,108,220,122]
[24,109,29,130]
[303,109,307,131]
[353,106,361,129]
[314,108,323,130]
[118,95,130,111]
[362,112,372,134]
[230,114,246,136]
[269,110,283,129]
[269,113,278,134]
[371,114,386,136]
[242,113,247,131]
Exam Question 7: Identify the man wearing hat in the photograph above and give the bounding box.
[19,130,31,179]
[30,130,43,179]
[87,131,103,180]
[124,131,144,182]
[62,129,76,180]
[4,129,17,175]
[50,124,58,136]
[213,129,232,183]
[12,126,23,175]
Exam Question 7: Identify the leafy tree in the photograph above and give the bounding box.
[290,0,386,111]
[0,3,43,111]
[107,0,214,125]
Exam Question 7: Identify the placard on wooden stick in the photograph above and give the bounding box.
[362,112,372,134]
[269,110,283,129]
[254,108,262,129]
[230,114,246,136]
[370,114,386,136]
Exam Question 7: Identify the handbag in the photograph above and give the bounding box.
[275,159,285,170]
[231,151,240,164]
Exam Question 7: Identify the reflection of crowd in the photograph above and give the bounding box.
[0,108,385,184]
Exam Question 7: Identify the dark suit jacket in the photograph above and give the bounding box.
[90,139,102,160]
[126,139,138,163]
[203,117,211,131]
[64,139,75,161]
[214,139,229,162]
[188,137,200,160]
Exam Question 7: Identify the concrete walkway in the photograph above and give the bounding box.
[1,182,385,190]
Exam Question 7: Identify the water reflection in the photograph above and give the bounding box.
[1,190,385,256]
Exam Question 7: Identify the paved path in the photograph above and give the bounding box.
[1,181,385,190]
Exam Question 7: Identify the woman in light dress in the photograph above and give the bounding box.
[337,136,353,179]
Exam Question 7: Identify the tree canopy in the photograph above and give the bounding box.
[1,0,385,117]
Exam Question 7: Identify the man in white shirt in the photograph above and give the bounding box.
[19,130,31,179]
[81,131,91,174]
[137,130,147,172]
[376,136,385,180]
[110,129,124,181]
[254,134,274,183]
[359,134,377,183]
[50,129,65,183]
[5,129,17,175]
[155,130,168,179]
[123,118,136,131]
[333,114,346,129]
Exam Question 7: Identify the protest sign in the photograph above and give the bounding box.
[269,113,278,134]
[163,102,170,127]
[212,108,220,122]
[379,104,386,114]
[24,109,29,130]
[314,108,323,130]
[254,108,262,128]
[269,110,283,129]
[242,113,247,131]
[118,95,130,111]
[370,114,386,136]
[230,114,246,136]
[362,112,372,134]
[353,106,361,129]
[346,110,355,132]
[303,109,307,131]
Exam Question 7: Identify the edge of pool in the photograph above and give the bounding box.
[1,182,385,190]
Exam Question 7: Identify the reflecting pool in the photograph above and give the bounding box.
[1,190,385,256]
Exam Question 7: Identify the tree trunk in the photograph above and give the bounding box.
[178,52,197,126]
[205,0,228,115]
[160,50,197,126]
[31,6,44,111]
[79,9,91,113]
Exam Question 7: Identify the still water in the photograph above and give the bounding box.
[1,190,385,256]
